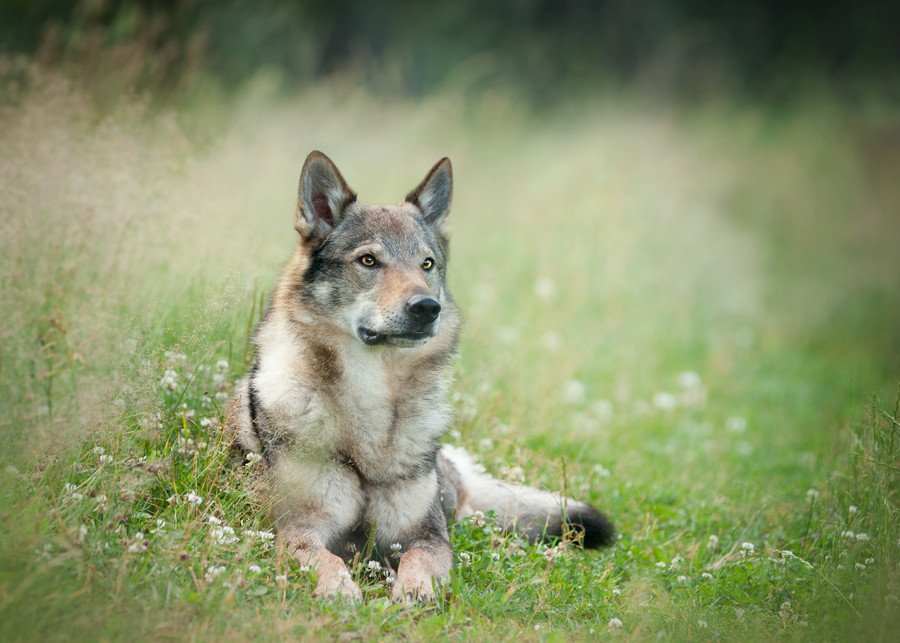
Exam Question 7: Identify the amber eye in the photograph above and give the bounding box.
[422,257,435,271]
[359,254,377,267]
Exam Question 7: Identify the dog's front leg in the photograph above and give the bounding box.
[271,456,365,602]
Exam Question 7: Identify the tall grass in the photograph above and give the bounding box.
[0,60,898,640]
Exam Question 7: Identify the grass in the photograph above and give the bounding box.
[1,61,899,640]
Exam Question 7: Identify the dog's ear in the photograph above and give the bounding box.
[295,151,356,242]
[405,157,452,231]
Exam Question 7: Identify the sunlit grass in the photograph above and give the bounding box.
[0,62,898,640]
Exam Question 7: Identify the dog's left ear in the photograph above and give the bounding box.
[405,158,452,231]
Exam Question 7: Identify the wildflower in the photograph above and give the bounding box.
[608,617,623,629]
[205,565,226,582]
[298,565,310,573]
[126,532,148,553]
[698,621,708,629]
[726,416,747,433]
[79,525,88,541]
[865,558,875,565]
[491,552,501,561]
[458,552,472,565]
[612,588,622,596]
[65,483,77,493]
[478,438,493,450]
[677,575,687,583]
[211,524,238,545]
[159,370,179,391]
[562,380,586,405]
[449,429,462,441]
[652,392,677,411]
[534,277,556,301]
[384,573,395,585]
[186,491,203,506]
[248,564,262,574]
[390,542,402,554]
[707,534,719,548]
[592,464,611,478]
[245,452,263,467]
[500,464,526,484]
[806,489,819,500]
[849,505,858,514]
[855,533,869,541]
[740,542,755,556]
[215,392,228,402]
[855,563,866,571]
[735,441,753,456]
[215,359,229,373]
[678,371,701,389]
[701,572,713,580]
[471,510,486,526]
[669,555,682,570]
[244,529,275,541]
[199,417,213,428]
[655,561,666,569]
[841,530,855,539]
[276,573,288,586]
[591,400,614,423]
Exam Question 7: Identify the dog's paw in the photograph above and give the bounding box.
[313,572,362,603]
[391,576,436,604]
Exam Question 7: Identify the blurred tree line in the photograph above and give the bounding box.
[1,0,898,100]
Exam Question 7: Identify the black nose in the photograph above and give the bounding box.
[407,295,441,324]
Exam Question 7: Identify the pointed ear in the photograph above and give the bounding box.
[405,157,452,230]
[295,151,356,242]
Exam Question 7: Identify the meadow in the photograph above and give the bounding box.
[0,61,898,640]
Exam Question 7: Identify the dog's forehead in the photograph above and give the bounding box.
[338,202,433,255]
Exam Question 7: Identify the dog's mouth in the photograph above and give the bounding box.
[358,328,433,347]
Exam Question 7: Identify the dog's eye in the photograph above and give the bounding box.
[422,258,435,271]
[358,254,377,268]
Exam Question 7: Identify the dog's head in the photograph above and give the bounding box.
[293,151,454,348]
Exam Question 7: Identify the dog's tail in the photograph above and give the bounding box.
[439,445,615,548]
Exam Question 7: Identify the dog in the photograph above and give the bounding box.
[229,151,614,603]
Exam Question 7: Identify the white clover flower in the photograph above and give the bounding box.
[701,572,713,580]
[726,416,747,433]
[248,564,262,574]
[806,489,819,500]
[199,417,213,428]
[478,438,493,451]
[855,562,866,571]
[652,392,677,411]
[592,464,611,478]
[186,491,203,506]
[849,505,858,514]
[276,573,288,585]
[856,533,869,541]
[159,370,179,391]
[707,534,719,548]
[126,532,147,553]
[65,483,77,493]
[678,371,702,389]
[608,617,623,629]
[390,542,402,552]
[865,557,875,565]
[612,587,622,596]
[384,573,396,585]
[211,524,238,545]
[698,620,708,629]
[677,575,687,583]
[841,530,855,539]
[243,529,275,541]
[740,542,755,553]
[367,560,382,571]
[205,565,226,582]
[244,452,263,467]
[215,359,229,373]
[534,277,556,301]
[491,552,501,561]
[298,565,310,573]
[458,552,472,565]
[655,561,666,569]
[79,525,88,540]
[93,446,105,455]
[562,380,586,405]
[215,392,228,402]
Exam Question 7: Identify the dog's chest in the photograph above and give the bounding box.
[327,347,451,481]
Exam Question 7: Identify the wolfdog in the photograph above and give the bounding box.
[229,151,614,603]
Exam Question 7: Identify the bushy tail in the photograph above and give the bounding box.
[439,445,615,548]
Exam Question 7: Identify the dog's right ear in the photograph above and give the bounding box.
[295,151,356,243]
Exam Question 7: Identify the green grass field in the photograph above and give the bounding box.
[1,63,899,640]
